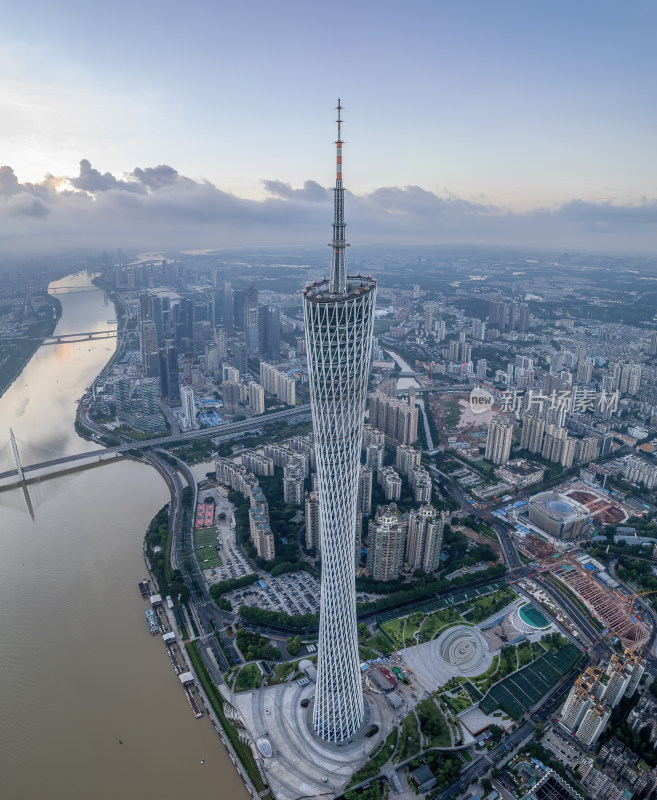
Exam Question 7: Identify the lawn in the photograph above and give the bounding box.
[359,644,380,662]
[540,633,571,653]
[444,692,472,714]
[234,663,263,692]
[417,606,463,642]
[347,728,398,787]
[269,660,298,685]
[471,654,502,694]
[443,401,462,428]
[195,545,222,568]
[397,713,422,761]
[416,698,451,748]
[404,612,426,643]
[367,632,395,655]
[381,617,406,649]
[465,587,516,624]
[517,641,533,667]
[195,526,218,547]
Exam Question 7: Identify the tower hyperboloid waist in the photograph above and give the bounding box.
[303,101,377,742]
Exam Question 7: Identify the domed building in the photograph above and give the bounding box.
[528,492,589,539]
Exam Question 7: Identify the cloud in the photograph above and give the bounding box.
[131,165,188,191]
[70,159,144,193]
[0,159,655,255]
[263,179,330,202]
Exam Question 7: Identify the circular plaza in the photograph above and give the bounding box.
[436,626,485,673]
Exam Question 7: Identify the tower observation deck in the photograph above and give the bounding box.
[303,101,377,742]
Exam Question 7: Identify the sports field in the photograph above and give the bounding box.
[479,643,581,719]
[194,527,221,568]
[195,545,222,568]
[195,526,218,547]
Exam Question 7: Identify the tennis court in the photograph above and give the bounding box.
[479,644,581,719]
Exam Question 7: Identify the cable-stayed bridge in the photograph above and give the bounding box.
[0,404,312,489]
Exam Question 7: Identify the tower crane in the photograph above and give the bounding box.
[626,589,657,614]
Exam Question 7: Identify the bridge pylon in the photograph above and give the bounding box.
[9,428,24,482]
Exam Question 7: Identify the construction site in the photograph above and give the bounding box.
[534,553,650,650]
[561,485,630,527]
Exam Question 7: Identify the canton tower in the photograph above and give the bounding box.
[303,101,377,742]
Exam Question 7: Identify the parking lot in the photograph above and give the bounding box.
[225,571,322,615]
[542,727,582,767]
[199,486,376,617]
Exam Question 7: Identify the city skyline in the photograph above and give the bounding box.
[1,1,656,254]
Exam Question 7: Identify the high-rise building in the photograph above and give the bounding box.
[357,466,373,518]
[115,377,131,419]
[368,392,418,445]
[233,342,248,376]
[484,416,513,465]
[559,652,644,747]
[141,378,159,415]
[362,424,386,449]
[180,384,196,429]
[365,443,384,471]
[260,362,296,406]
[305,490,321,552]
[472,319,486,341]
[625,456,657,490]
[405,505,444,572]
[476,359,488,380]
[396,443,421,476]
[158,346,180,403]
[489,295,505,328]
[248,381,265,415]
[246,303,259,353]
[424,305,433,337]
[379,375,398,397]
[214,325,228,360]
[302,102,376,743]
[221,379,241,415]
[521,411,545,454]
[259,305,281,362]
[283,462,305,505]
[577,361,593,384]
[366,505,407,580]
[518,302,529,333]
[377,466,402,501]
[140,320,158,375]
[627,364,642,396]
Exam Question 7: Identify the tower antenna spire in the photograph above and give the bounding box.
[330,98,348,293]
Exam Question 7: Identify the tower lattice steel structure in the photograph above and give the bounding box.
[303,101,377,742]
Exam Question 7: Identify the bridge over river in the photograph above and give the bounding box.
[0,404,311,488]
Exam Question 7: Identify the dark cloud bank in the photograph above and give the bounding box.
[0,161,655,255]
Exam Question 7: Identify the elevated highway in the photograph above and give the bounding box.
[0,404,312,486]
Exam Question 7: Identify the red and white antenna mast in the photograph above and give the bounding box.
[330,99,348,293]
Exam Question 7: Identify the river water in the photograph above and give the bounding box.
[0,273,248,800]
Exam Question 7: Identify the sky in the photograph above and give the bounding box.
[1,0,656,255]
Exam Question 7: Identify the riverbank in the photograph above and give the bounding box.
[0,293,62,398]
[141,465,270,799]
